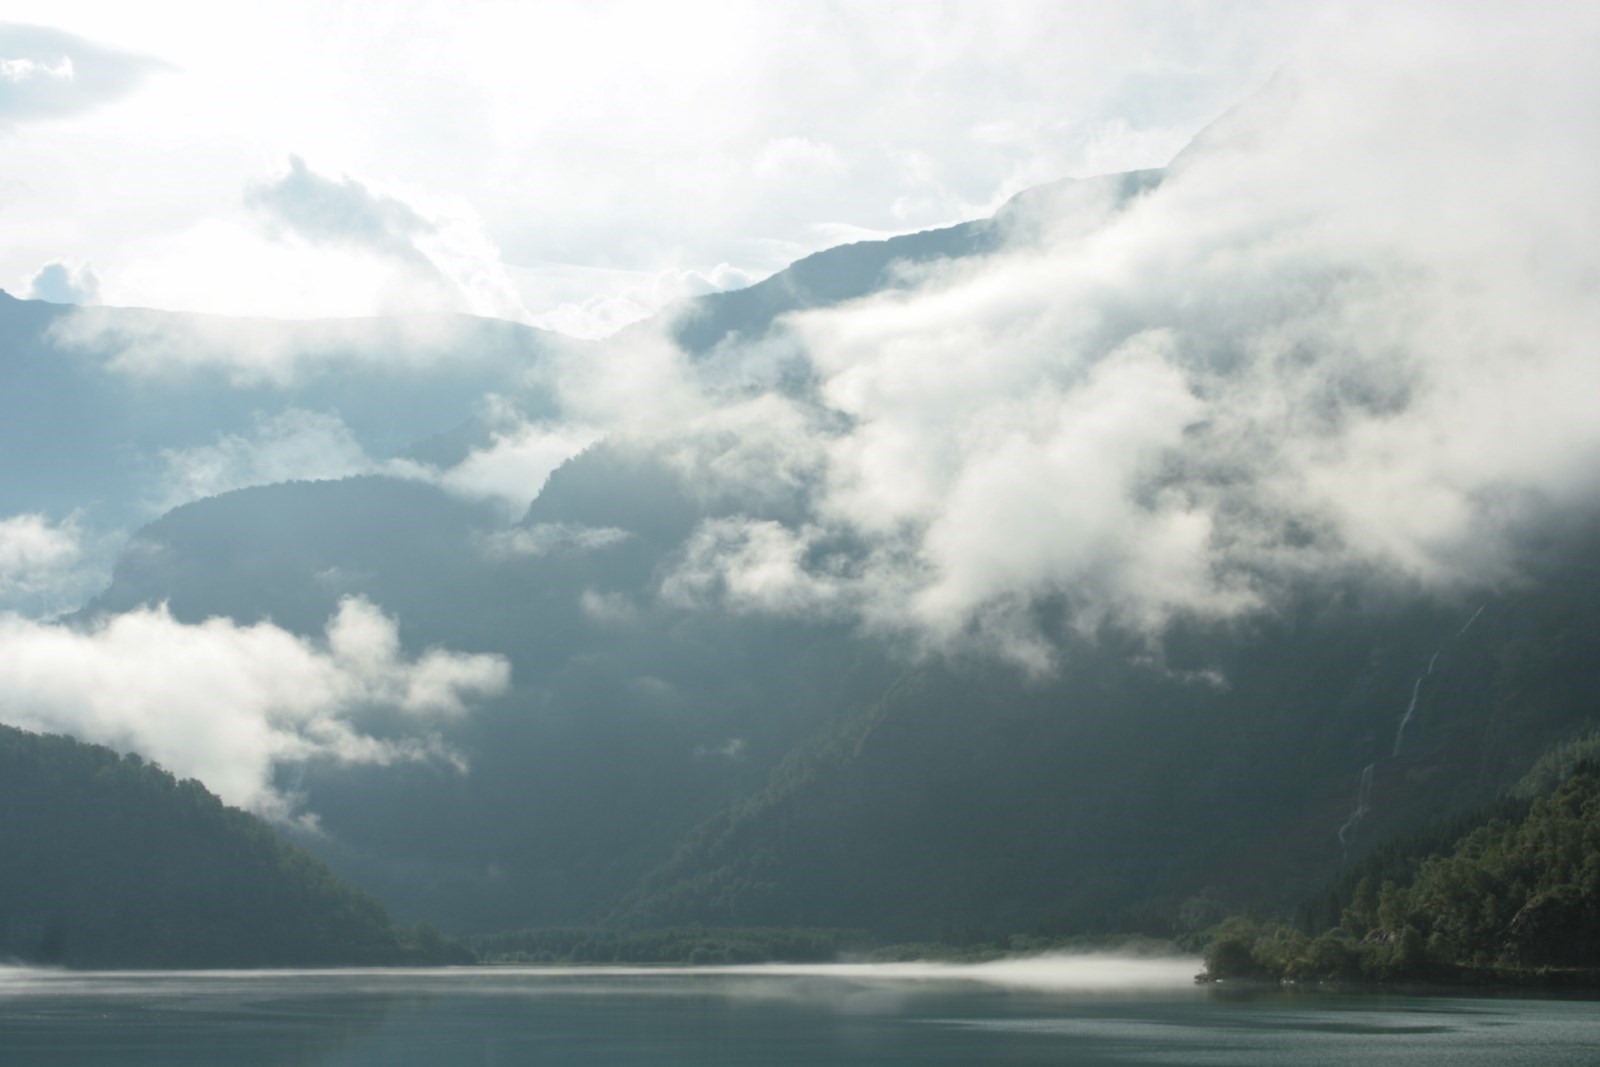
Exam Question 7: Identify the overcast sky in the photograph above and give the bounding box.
[2,1,1323,336]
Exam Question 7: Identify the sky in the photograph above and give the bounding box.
[1,0,1315,336]
[5,1,1600,813]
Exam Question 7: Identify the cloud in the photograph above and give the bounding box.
[528,264,758,340]
[0,512,83,610]
[153,404,594,518]
[0,596,510,821]
[0,512,79,580]
[0,3,1306,326]
[663,519,845,619]
[46,304,513,386]
[22,259,98,304]
[244,155,530,322]
[430,418,598,514]
[247,154,435,264]
[155,408,377,509]
[754,136,845,180]
[578,588,638,625]
[0,22,167,127]
[635,8,1600,669]
[478,523,630,560]
[693,737,746,761]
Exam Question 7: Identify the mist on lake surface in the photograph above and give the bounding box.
[3,957,1600,1067]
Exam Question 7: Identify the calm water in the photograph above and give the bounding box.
[1,957,1596,1066]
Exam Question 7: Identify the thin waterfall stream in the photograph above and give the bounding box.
[1336,604,1485,850]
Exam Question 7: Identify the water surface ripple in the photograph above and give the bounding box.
[0,959,1594,1066]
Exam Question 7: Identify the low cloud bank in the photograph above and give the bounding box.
[0,512,98,616]
[573,8,1600,670]
[151,405,590,518]
[490,954,1202,991]
[46,305,522,387]
[0,597,509,821]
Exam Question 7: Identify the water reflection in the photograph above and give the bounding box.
[1,960,1597,1067]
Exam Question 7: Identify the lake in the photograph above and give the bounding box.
[1,956,1596,1065]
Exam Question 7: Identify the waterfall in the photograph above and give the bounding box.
[1391,650,1440,757]
[1337,762,1375,847]
[1336,603,1487,847]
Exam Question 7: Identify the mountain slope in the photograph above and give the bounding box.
[84,470,902,931]
[620,530,1600,938]
[0,723,465,967]
[658,168,1164,355]
[0,290,563,558]
[34,153,1600,946]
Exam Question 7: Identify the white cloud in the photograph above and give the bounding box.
[663,519,844,618]
[46,303,514,386]
[0,2,1307,327]
[478,523,630,559]
[7,3,1598,678]
[155,405,596,517]
[247,154,434,262]
[0,512,79,578]
[243,155,530,323]
[156,408,378,509]
[431,420,598,515]
[754,136,844,180]
[642,7,1600,669]
[528,264,757,340]
[22,259,98,303]
[578,588,637,625]
[0,55,74,84]
[0,21,165,126]
[0,596,510,820]
[0,513,84,609]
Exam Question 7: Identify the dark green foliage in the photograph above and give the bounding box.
[0,724,472,967]
[1200,765,1600,984]
[1295,794,1534,933]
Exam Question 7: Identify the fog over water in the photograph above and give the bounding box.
[4,958,1600,1067]
[0,953,1202,996]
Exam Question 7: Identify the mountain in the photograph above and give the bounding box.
[0,723,468,967]
[80,468,901,931]
[659,168,1164,356]
[78,417,1600,942]
[0,289,569,613]
[1202,751,1600,984]
[613,527,1600,938]
[9,143,1598,953]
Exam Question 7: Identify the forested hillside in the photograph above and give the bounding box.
[1202,754,1600,983]
[617,528,1600,938]
[0,725,468,967]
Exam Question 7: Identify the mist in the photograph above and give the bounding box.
[0,596,509,820]
[557,7,1600,670]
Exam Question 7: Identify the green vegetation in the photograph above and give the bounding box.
[1199,763,1600,986]
[0,724,473,968]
